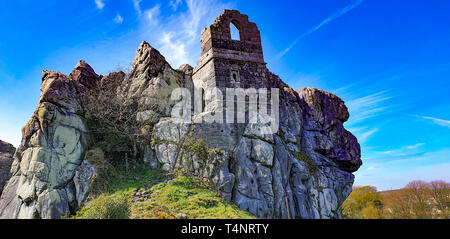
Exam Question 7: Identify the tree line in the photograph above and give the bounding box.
[341,180,450,219]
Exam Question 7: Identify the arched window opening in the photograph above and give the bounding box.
[230,22,240,41]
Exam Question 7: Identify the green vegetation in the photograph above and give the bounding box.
[131,176,256,219]
[341,181,450,219]
[182,138,210,162]
[291,150,317,174]
[178,138,223,175]
[150,139,177,148]
[71,163,256,219]
[72,193,131,219]
[71,165,166,219]
[341,186,383,219]
[277,129,286,141]
[278,128,317,174]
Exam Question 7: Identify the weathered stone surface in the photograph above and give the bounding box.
[0,140,15,195]
[147,10,361,219]
[0,9,362,219]
[0,61,99,219]
[297,87,362,173]
[73,160,96,208]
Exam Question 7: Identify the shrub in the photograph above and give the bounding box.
[73,193,131,219]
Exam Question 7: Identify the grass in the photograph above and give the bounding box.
[131,176,257,219]
[71,165,256,219]
[71,166,166,219]
[71,193,131,219]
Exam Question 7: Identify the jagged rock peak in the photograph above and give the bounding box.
[178,64,193,75]
[70,60,100,89]
[128,40,168,79]
[40,71,81,112]
[0,140,15,195]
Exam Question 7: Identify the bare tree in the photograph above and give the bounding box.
[84,72,153,160]
[403,181,432,218]
[430,181,450,218]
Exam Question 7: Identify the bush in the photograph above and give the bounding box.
[341,186,383,219]
[73,193,131,219]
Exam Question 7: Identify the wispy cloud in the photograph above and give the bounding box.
[406,143,425,150]
[133,0,142,15]
[367,165,376,171]
[277,0,364,58]
[416,115,450,128]
[364,143,428,162]
[159,32,188,66]
[358,128,379,144]
[94,0,105,10]
[333,83,393,147]
[114,14,124,24]
[144,4,160,25]
[345,90,392,126]
[137,0,234,67]
[355,147,450,190]
[170,0,183,11]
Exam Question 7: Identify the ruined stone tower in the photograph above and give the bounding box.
[192,10,269,112]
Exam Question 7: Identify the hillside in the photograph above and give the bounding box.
[71,162,256,219]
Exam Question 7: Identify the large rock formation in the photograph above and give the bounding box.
[0,140,15,195]
[0,10,361,219]
[0,62,98,219]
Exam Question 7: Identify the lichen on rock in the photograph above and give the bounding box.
[0,9,362,219]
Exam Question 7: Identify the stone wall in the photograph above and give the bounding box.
[199,9,264,64]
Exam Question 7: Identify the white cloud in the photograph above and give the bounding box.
[158,32,188,66]
[406,143,425,150]
[364,142,428,162]
[416,115,450,128]
[137,0,234,67]
[367,165,376,171]
[347,126,379,146]
[144,5,160,25]
[344,90,392,127]
[114,14,124,24]
[95,0,105,10]
[277,0,364,58]
[170,0,183,11]
[358,128,378,144]
[133,0,142,15]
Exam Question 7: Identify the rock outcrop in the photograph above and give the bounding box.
[0,140,15,195]
[148,68,361,219]
[0,10,361,219]
[0,62,98,219]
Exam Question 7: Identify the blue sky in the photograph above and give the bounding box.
[1,0,449,190]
